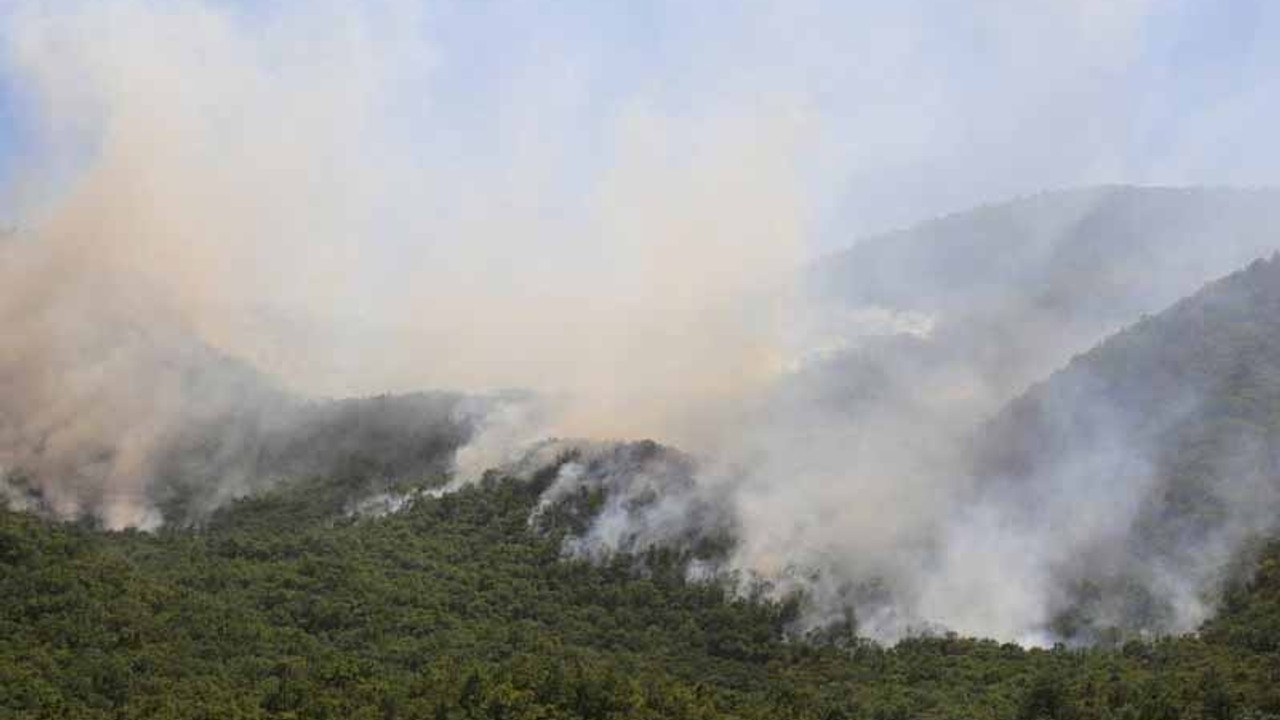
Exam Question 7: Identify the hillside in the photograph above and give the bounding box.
[6,251,1280,715]
[0,326,486,528]
[809,186,1280,402]
[816,186,1280,321]
[4,470,1280,719]
[5,201,1280,716]
[973,253,1280,639]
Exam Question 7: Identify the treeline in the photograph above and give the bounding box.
[3,470,1280,719]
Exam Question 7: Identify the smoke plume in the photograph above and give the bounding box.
[0,0,809,525]
[2,0,1280,645]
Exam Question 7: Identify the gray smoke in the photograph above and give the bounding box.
[0,0,809,525]
[522,249,1280,644]
[3,0,1280,645]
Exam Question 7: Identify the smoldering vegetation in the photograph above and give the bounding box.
[0,323,491,528]
[4,0,1280,649]
[968,254,1280,641]
[5,176,1280,645]
[0,225,481,529]
[519,439,734,563]
[519,251,1280,644]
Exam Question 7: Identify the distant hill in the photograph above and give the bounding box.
[0,330,481,527]
[810,185,1280,400]
[974,253,1280,638]
[150,389,478,525]
[5,444,1280,717]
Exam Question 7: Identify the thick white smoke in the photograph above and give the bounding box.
[0,0,810,525]
[2,0,1279,645]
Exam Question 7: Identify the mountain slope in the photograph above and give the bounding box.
[5,471,1280,719]
[5,192,1280,717]
[817,185,1280,320]
[810,185,1280,401]
[0,325,485,527]
[973,253,1280,638]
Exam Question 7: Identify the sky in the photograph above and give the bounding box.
[0,0,1277,249]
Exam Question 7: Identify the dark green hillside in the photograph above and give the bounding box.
[4,466,1280,719]
[4,221,1280,718]
[152,390,477,524]
[0,307,499,528]
[1205,539,1280,654]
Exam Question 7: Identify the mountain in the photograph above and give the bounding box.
[6,256,1280,717]
[6,189,1280,717]
[816,186,1280,321]
[150,389,479,525]
[973,253,1280,639]
[810,185,1280,401]
[0,328,482,528]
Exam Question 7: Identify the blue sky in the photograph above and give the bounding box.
[0,64,27,206]
[0,1,1277,247]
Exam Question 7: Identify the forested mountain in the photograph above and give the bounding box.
[0,320,494,527]
[4,255,1280,718]
[4,468,1280,719]
[6,191,1280,717]
[809,186,1280,401]
[816,186,1280,322]
[3,0,1279,712]
[148,390,478,525]
[970,254,1280,639]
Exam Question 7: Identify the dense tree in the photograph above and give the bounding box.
[4,467,1280,719]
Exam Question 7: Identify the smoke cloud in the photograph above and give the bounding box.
[0,0,811,523]
[2,0,1280,644]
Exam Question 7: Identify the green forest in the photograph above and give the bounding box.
[2,467,1280,719]
[4,255,1280,719]
[2,0,1279,711]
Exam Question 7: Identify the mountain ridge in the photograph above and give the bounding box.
[967,252,1280,639]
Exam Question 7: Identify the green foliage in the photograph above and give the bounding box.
[4,468,1280,719]
[6,247,1280,717]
